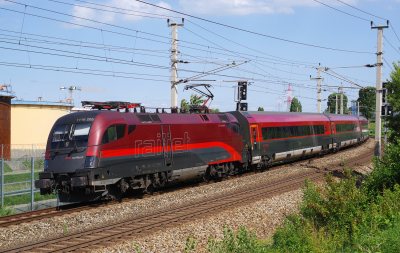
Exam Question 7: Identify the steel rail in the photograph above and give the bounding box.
[0,137,374,228]
[2,148,375,252]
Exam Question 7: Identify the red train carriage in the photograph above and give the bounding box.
[229,111,368,169]
[35,107,368,203]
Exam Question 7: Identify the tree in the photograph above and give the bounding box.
[180,94,206,109]
[290,97,302,112]
[180,94,220,113]
[326,92,350,114]
[258,107,264,111]
[386,60,400,144]
[357,86,376,119]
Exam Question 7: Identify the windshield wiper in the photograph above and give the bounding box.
[71,139,78,152]
[54,140,61,154]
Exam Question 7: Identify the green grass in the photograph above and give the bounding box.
[3,192,57,207]
[4,172,40,184]
[4,163,12,173]
[1,168,57,207]
[2,171,57,207]
[22,159,44,171]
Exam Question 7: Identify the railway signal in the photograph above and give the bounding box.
[236,81,248,111]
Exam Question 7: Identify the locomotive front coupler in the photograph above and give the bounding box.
[35,171,55,195]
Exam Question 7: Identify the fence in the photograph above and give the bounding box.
[1,144,48,212]
[1,144,46,160]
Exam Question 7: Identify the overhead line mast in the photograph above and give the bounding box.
[372,21,389,157]
[168,19,184,109]
[310,63,323,113]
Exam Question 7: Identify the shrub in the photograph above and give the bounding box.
[0,204,15,216]
[300,169,369,243]
[363,141,400,196]
[207,225,263,252]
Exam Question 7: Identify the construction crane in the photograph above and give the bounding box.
[60,86,106,105]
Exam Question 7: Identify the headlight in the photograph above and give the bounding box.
[84,156,97,168]
[44,159,49,171]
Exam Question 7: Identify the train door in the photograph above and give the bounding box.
[161,125,173,166]
[331,122,337,146]
[250,124,260,153]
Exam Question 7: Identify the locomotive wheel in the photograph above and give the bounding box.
[107,185,123,200]
[144,183,154,195]
[203,167,211,183]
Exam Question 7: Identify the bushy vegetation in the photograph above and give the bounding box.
[0,204,15,217]
[270,140,400,252]
[183,139,400,252]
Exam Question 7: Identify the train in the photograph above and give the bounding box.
[35,106,369,203]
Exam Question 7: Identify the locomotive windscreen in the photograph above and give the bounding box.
[51,123,92,150]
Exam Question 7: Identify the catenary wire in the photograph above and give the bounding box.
[0,43,314,85]
[48,0,182,20]
[185,20,318,66]
[0,34,172,60]
[383,58,394,72]
[12,0,322,67]
[383,36,400,55]
[0,61,170,82]
[124,0,374,54]
[0,5,321,69]
[313,0,371,22]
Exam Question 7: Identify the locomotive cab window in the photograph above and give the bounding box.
[101,124,126,144]
[232,123,241,135]
[51,123,92,150]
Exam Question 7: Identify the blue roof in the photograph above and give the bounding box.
[11,100,73,107]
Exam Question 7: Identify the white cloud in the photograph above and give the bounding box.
[69,0,171,27]
[179,0,358,16]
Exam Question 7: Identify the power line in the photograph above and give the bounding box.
[25,0,322,67]
[383,58,394,72]
[6,1,173,41]
[313,0,371,22]
[0,61,169,82]
[391,26,400,44]
[0,42,315,85]
[332,0,400,46]
[73,0,183,19]
[185,20,318,66]
[48,0,182,20]
[383,36,400,55]
[0,5,322,69]
[130,0,374,54]
[335,0,387,20]
[0,33,171,59]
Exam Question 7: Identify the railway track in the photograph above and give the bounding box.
[2,147,375,253]
[0,138,374,229]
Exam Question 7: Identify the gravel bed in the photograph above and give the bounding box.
[0,139,374,250]
[93,189,302,253]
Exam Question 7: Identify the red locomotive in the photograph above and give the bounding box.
[35,102,368,203]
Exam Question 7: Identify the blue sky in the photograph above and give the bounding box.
[1,0,399,112]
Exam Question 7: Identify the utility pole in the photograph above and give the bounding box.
[372,22,389,157]
[340,84,344,114]
[335,95,338,114]
[168,19,184,109]
[357,101,360,116]
[310,63,323,113]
